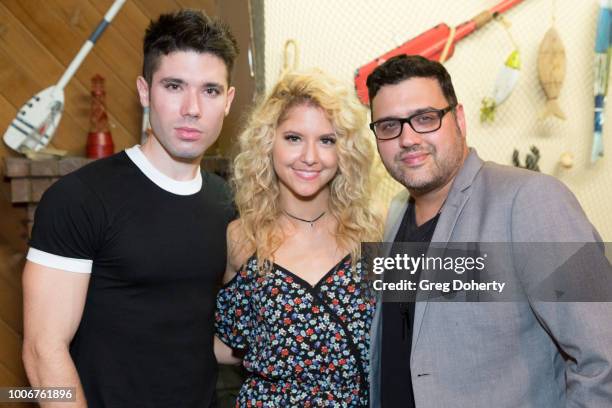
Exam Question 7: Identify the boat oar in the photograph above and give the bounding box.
[2,0,126,154]
[354,0,525,105]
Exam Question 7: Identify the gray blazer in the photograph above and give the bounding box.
[369,149,612,407]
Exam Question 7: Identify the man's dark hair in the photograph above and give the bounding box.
[143,9,239,85]
[366,55,457,106]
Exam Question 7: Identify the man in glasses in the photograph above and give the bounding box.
[367,55,612,407]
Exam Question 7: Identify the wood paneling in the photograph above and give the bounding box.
[92,0,152,53]
[0,361,22,387]
[0,246,22,290]
[0,274,22,334]
[176,0,217,13]
[131,0,183,21]
[0,244,26,388]
[0,93,27,249]
[0,318,26,382]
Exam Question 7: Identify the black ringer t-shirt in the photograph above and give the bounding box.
[27,146,235,408]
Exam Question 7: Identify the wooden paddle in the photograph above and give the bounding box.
[2,0,126,154]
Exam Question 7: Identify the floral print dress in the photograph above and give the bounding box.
[215,255,375,407]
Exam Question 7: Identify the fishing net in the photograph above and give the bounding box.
[262,0,611,239]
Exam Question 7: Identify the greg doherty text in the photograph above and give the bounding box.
[373,279,506,294]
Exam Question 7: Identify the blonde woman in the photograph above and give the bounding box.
[215,69,381,406]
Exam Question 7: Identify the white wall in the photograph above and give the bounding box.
[263,0,612,240]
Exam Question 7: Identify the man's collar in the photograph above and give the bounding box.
[448,147,484,195]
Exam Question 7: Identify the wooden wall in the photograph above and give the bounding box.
[0,0,255,391]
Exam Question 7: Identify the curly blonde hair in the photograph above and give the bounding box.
[232,69,382,273]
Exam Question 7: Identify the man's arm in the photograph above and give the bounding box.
[511,174,612,406]
[22,260,90,408]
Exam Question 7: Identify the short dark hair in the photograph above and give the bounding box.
[143,9,239,85]
[366,55,457,107]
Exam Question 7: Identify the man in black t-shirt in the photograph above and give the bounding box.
[22,10,238,408]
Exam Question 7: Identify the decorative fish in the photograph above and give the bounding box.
[481,49,521,123]
[537,27,566,119]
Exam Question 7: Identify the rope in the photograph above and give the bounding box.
[439,26,457,63]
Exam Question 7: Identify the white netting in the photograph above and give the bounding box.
[263,0,612,239]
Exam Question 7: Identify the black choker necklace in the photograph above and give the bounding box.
[283,210,326,227]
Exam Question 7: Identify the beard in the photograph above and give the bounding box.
[384,128,466,195]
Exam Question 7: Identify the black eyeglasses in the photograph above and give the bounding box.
[369,105,456,140]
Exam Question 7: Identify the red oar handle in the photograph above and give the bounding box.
[354,0,526,105]
[456,0,526,39]
[440,0,526,56]
[354,23,451,104]
[491,0,525,15]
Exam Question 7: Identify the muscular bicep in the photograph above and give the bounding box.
[23,261,90,346]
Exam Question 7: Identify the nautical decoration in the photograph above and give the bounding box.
[591,0,612,163]
[353,0,526,105]
[559,152,574,169]
[512,146,541,172]
[86,75,114,159]
[2,0,126,154]
[480,16,521,123]
[537,27,566,120]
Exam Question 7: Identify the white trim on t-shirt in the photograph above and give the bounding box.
[26,247,93,274]
[125,145,202,195]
